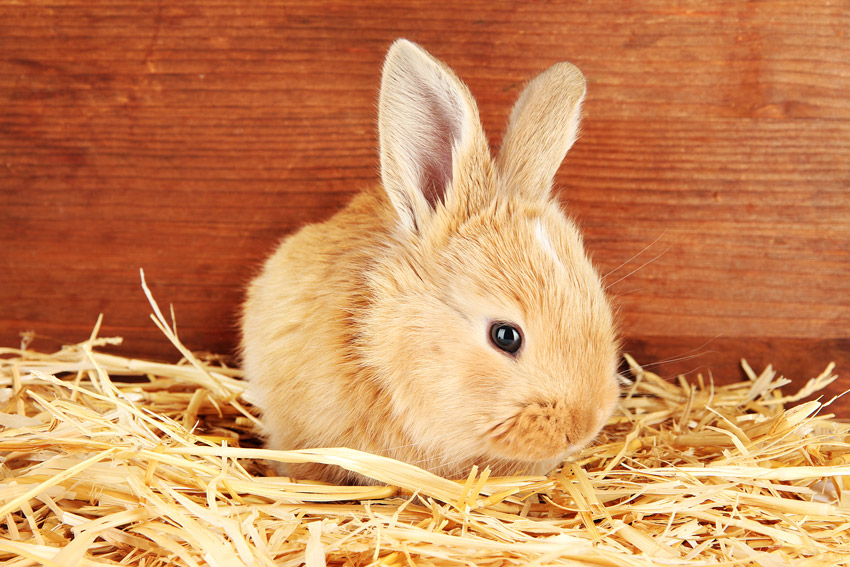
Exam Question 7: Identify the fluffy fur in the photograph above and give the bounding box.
[242,40,620,484]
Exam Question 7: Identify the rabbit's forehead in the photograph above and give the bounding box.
[532,217,567,274]
[442,213,598,316]
[451,208,585,276]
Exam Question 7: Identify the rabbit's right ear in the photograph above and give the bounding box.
[496,62,586,201]
[378,40,487,233]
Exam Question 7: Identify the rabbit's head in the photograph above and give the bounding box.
[358,40,619,470]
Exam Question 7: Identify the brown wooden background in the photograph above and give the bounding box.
[2,1,849,415]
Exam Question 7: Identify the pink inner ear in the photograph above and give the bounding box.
[418,88,460,210]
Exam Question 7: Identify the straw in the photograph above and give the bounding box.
[0,279,848,565]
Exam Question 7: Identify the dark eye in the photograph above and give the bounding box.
[489,322,523,355]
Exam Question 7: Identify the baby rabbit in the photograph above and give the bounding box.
[242,39,619,484]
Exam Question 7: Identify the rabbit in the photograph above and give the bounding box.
[241,39,620,485]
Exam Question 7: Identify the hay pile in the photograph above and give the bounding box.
[1,282,849,566]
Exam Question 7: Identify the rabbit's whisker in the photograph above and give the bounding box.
[605,246,669,290]
[603,229,667,279]
[626,334,725,375]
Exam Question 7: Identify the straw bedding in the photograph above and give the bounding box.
[1,281,848,566]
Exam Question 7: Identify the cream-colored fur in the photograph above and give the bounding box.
[242,39,619,484]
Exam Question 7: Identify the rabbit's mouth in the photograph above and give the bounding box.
[485,401,600,462]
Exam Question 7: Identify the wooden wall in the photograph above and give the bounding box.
[2,1,848,415]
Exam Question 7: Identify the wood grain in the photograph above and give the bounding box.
[1,1,848,415]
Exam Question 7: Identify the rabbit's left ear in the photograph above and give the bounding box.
[378,40,488,233]
[496,62,586,200]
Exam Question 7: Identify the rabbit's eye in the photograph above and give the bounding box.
[489,322,523,355]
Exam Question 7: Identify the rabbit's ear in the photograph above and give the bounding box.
[496,62,586,200]
[379,39,487,232]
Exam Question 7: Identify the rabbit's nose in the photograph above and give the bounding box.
[564,405,604,447]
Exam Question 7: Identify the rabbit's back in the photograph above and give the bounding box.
[241,186,395,474]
